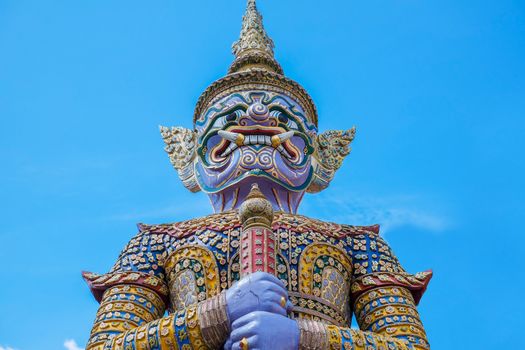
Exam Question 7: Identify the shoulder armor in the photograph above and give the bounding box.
[138,211,379,239]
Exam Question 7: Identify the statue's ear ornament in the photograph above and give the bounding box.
[159,126,201,193]
[307,127,356,193]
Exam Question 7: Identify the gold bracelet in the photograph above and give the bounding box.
[198,291,231,348]
[297,319,330,350]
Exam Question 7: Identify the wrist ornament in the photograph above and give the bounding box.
[197,291,231,348]
[297,319,330,350]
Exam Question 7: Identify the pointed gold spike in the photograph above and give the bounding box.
[229,0,283,74]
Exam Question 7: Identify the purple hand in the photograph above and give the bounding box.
[226,272,292,322]
[224,311,300,350]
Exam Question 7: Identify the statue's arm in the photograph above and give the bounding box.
[225,286,428,350]
[85,229,288,350]
[294,234,432,350]
[85,285,229,350]
[296,285,429,350]
[96,273,289,350]
[83,230,230,350]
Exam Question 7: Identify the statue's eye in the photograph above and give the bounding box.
[209,108,245,130]
[226,113,237,122]
[271,109,300,130]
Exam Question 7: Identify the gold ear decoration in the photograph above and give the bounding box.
[307,127,356,193]
[159,126,201,193]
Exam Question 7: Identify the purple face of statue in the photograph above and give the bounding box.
[194,91,317,213]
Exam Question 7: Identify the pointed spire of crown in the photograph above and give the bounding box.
[229,0,284,75]
[232,0,274,59]
[194,0,319,127]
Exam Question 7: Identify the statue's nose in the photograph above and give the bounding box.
[247,102,269,121]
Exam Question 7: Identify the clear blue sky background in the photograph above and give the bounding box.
[1,0,524,349]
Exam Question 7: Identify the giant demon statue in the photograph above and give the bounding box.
[84,1,432,349]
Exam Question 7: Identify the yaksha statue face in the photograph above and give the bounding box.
[194,91,316,204]
[160,87,355,213]
[159,0,356,213]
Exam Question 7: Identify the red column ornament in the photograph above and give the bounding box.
[238,184,276,277]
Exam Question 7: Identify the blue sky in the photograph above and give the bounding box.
[0,0,524,349]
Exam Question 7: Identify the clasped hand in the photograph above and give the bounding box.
[225,272,299,350]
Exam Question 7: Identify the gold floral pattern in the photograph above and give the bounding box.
[85,211,431,350]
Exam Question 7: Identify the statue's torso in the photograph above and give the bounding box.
[119,211,393,328]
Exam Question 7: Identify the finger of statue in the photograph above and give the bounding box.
[230,326,257,347]
[257,281,288,297]
[232,336,258,350]
[239,280,286,298]
[261,293,288,316]
[251,271,286,289]
[231,341,242,350]
[264,302,287,316]
[223,338,233,350]
[262,288,287,302]
[231,313,257,332]
[247,283,288,305]
[286,300,294,313]
[240,337,249,350]
[230,281,286,308]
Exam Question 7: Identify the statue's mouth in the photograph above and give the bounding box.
[195,126,315,193]
[212,126,300,161]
